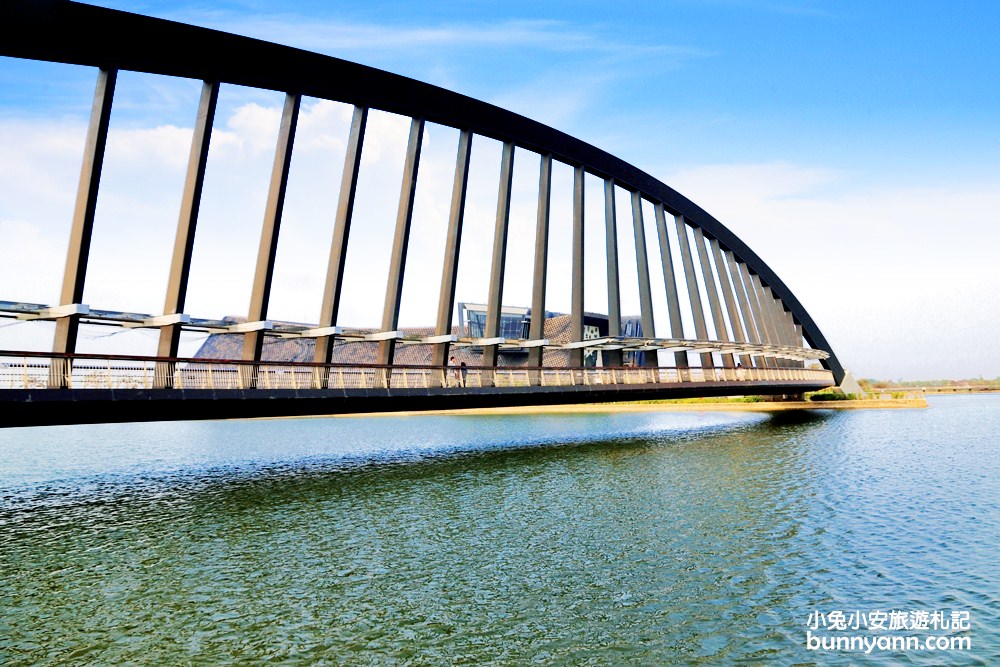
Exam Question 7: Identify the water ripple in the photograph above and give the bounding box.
[1,397,997,665]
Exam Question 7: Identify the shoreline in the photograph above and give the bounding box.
[330,397,929,419]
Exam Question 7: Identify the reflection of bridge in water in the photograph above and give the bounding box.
[0,2,843,427]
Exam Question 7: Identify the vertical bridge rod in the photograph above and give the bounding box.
[654,203,688,369]
[52,67,117,360]
[782,302,805,367]
[763,285,792,367]
[761,284,788,367]
[711,240,753,368]
[693,227,734,369]
[242,92,301,366]
[377,117,425,367]
[158,80,219,361]
[482,141,515,372]
[603,179,622,367]
[315,105,368,368]
[569,165,585,367]
[431,129,473,370]
[726,250,764,368]
[774,290,799,351]
[742,265,776,368]
[794,323,806,367]
[631,191,656,367]
[674,216,714,369]
[527,153,552,374]
[749,272,777,347]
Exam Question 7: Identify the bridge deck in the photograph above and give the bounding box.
[3,380,834,428]
[1,351,833,427]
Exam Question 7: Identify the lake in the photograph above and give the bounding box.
[2,395,997,665]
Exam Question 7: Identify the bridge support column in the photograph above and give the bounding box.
[527,153,552,384]
[431,129,472,382]
[738,262,775,369]
[241,92,300,387]
[765,287,791,367]
[748,273,779,368]
[694,228,735,372]
[654,203,688,372]
[377,117,425,374]
[674,215,714,371]
[712,240,754,369]
[50,68,116,387]
[631,191,658,368]
[314,106,367,387]
[603,179,622,367]
[482,141,515,385]
[156,80,219,388]
[793,322,806,368]
[726,251,764,369]
[568,165,585,368]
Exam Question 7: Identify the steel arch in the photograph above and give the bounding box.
[0,0,844,384]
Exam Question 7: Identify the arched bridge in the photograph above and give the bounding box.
[0,1,843,427]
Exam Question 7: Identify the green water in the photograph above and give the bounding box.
[2,397,998,665]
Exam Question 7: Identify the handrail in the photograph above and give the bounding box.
[0,350,835,392]
[0,348,818,372]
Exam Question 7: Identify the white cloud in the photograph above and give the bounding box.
[220,102,284,154]
[488,70,613,130]
[667,162,844,201]
[150,11,709,132]
[171,13,706,60]
[106,125,193,169]
[0,118,83,211]
[0,219,65,304]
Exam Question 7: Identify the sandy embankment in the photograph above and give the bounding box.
[333,398,928,419]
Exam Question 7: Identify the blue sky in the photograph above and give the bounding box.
[2,0,999,379]
[83,0,1000,178]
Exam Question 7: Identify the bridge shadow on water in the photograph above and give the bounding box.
[2,407,867,665]
[761,408,836,427]
[1,407,837,527]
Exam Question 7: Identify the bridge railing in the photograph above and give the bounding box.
[0,351,833,391]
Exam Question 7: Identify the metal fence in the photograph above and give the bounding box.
[0,352,834,391]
